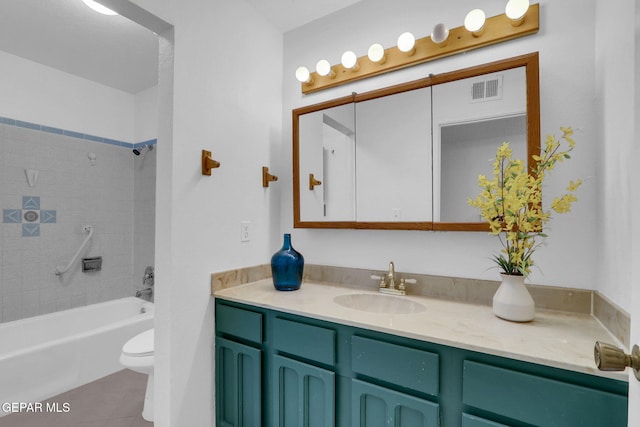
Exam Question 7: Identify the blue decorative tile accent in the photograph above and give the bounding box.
[63,130,85,139]
[134,139,157,148]
[41,125,64,135]
[3,196,58,236]
[16,120,40,131]
[40,210,57,223]
[104,138,128,147]
[84,134,104,143]
[0,115,155,150]
[22,196,40,210]
[3,209,21,223]
[22,224,40,237]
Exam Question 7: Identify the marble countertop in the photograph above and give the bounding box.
[214,279,628,381]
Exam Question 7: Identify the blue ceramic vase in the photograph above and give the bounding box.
[271,233,304,291]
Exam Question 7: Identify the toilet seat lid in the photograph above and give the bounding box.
[123,328,154,357]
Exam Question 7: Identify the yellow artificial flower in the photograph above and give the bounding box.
[468,127,581,276]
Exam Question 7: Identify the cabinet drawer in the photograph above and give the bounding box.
[463,360,628,427]
[216,303,263,344]
[273,317,336,366]
[351,335,439,396]
[462,413,508,427]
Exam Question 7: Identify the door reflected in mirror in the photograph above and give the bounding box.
[293,53,539,231]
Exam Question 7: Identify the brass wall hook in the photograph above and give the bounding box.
[262,167,278,187]
[202,150,220,176]
[309,173,322,190]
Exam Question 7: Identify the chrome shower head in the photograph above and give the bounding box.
[133,145,154,156]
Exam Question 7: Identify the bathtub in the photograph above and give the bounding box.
[0,297,153,415]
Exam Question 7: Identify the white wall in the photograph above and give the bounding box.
[134,86,158,143]
[283,0,601,294]
[125,0,283,425]
[595,0,636,313]
[0,50,135,142]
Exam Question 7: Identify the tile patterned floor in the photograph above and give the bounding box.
[0,369,152,427]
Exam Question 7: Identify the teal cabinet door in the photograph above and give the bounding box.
[215,337,262,427]
[272,354,335,427]
[352,379,439,427]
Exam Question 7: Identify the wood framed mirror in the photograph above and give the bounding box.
[293,52,539,231]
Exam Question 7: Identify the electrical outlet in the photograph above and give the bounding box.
[240,221,250,242]
[392,208,401,220]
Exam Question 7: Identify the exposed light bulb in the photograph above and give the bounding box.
[316,59,335,78]
[431,23,449,46]
[397,32,416,56]
[295,66,312,84]
[464,9,486,36]
[505,0,530,26]
[82,0,118,15]
[341,51,359,70]
[367,43,385,64]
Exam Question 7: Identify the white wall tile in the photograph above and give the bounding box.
[0,125,155,323]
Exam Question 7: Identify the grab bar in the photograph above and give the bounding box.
[55,225,94,276]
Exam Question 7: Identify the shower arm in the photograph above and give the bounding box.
[55,225,94,276]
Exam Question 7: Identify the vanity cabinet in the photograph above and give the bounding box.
[215,304,264,426]
[214,299,628,427]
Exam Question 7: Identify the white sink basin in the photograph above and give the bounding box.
[333,293,426,314]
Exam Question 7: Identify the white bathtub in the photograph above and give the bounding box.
[0,297,153,415]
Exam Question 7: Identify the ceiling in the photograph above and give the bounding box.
[0,0,362,94]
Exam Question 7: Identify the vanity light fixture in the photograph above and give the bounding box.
[316,60,335,78]
[341,51,359,71]
[295,66,313,84]
[367,43,386,64]
[296,2,539,94]
[397,32,416,56]
[431,23,449,47]
[464,9,486,37]
[81,0,118,15]
[505,0,530,26]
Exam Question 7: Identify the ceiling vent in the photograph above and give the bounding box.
[470,74,503,102]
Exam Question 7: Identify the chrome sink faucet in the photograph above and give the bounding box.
[371,261,416,296]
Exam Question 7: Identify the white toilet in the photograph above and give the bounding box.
[120,328,154,421]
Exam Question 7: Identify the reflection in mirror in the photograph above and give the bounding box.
[355,88,432,221]
[298,102,356,221]
[432,67,527,222]
[438,115,527,222]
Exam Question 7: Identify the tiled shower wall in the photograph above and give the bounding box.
[0,121,156,322]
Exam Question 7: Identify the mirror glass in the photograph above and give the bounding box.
[293,53,539,231]
[433,67,527,223]
[355,87,432,222]
[297,102,356,221]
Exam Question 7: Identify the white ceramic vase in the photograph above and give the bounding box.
[493,273,535,322]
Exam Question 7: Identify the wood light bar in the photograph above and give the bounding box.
[299,3,539,94]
